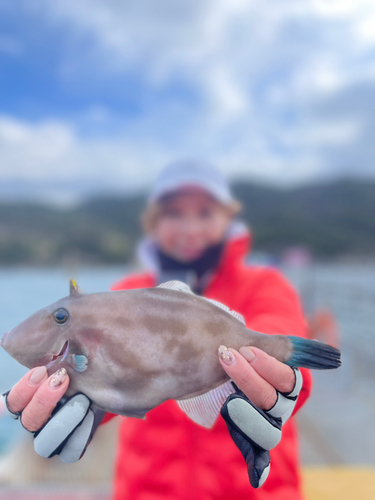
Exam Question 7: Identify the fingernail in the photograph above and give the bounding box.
[50,368,67,389]
[239,346,256,362]
[29,366,47,385]
[218,345,236,366]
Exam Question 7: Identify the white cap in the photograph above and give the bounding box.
[148,160,234,205]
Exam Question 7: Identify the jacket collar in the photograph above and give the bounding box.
[217,221,251,274]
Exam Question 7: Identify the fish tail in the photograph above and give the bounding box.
[286,336,341,369]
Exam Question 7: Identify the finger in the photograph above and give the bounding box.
[224,413,271,487]
[34,394,91,460]
[58,407,94,463]
[239,347,295,394]
[7,366,48,413]
[218,346,277,410]
[251,449,271,488]
[21,368,69,432]
[266,369,303,424]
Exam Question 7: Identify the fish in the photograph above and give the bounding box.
[0,280,341,428]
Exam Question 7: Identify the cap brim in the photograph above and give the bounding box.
[148,179,232,205]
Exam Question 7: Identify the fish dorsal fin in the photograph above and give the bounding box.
[205,298,246,325]
[157,280,194,294]
[177,380,235,428]
[157,282,246,324]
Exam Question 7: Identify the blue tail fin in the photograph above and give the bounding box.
[286,336,341,369]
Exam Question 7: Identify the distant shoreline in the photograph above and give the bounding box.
[1,178,375,264]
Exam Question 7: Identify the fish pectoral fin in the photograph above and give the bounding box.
[176,380,235,428]
[68,354,89,372]
[157,281,194,294]
[205,298,246,325]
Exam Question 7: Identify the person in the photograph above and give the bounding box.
[4,160,312,500]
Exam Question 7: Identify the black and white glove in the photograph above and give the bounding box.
[2,391,104,463]
[221,367,303,488]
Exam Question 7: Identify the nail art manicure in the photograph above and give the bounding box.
[50,368,67,388]
[29,366,47,385]
[218,345,236,366]
[239,346,256,362]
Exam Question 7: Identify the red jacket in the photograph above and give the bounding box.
[106,232,312,500]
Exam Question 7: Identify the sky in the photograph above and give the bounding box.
[1,0,375,203]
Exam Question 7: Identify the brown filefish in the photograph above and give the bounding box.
[0,280,341,427]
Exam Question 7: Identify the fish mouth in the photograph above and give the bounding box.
[46,340,69,368]
[0,331,9,347]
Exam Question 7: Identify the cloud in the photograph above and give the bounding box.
[1,0,375,196]
[0,114,168,184]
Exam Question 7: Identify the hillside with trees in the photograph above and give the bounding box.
[0,179,374,265]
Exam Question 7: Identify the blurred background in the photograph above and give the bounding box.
[1,0,375,498]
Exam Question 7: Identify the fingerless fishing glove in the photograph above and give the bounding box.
[2,391,104,463]
[221,367,303,488]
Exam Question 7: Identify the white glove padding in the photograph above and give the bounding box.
[265,366,303,425]
[2,391,103,463]
[33,393,93,463]
[221,367,303,488]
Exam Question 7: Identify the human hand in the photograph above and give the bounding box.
[218,346,302,488]
[3,366,97,463]
[5,366,69,429]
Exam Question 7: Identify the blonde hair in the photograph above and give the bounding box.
[142,193,241,234]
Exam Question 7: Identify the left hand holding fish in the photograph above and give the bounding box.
[2,366,98,463]
[219,346,302,488]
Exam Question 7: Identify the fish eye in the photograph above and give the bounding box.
[53,308,69,325]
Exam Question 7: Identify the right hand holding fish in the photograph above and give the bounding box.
[2,366,96,463]
[219,346,302,488]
